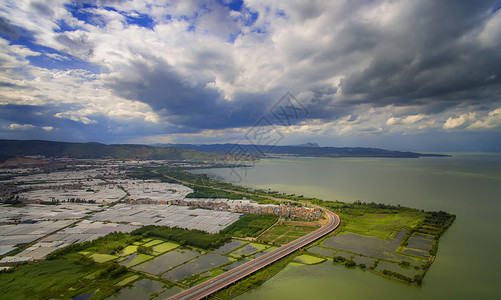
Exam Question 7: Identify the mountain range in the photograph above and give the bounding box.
[0,139,448,163]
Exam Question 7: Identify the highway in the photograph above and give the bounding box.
[168,206,340,300]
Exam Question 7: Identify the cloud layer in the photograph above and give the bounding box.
[1,0,500,150]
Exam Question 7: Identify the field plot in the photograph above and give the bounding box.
[153,286,183,299]
[295,254,326,265]
[119,253,154,268]
[232,243,268,257]
[90,253,118,263]
[406,236,434,252]
[133,249,200,275]
[152,241,179,254]
[133,279,165,294]
[143,239,164,247]
[334,250,354,260]
[104,287,150,300]
[307,246,336,258]
[162,253,231,281]
[401,248,429,258]
[322,231,416,262]
[222,258,252,271]
[121,245,138,256]
[351,255,377,267]
[116,275,140,287]
[213,240,244,255]
[341,212,425,239]
[258,223,317,245]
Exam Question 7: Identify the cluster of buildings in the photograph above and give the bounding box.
[171,198,323,220]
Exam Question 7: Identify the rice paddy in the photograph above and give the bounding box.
[132,249,200,275]
[162,253,231,281]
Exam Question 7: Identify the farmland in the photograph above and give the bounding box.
[0,226,281,300]
[258,221,318,245]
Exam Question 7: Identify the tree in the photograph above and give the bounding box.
[137,245,153,255]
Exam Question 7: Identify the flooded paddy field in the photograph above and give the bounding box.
[352,255,377,267]
[222,258,252,271]
[232,243,268,257]
[162,253,231,281]
[321,231,417,262]
[132,249,200,275]
[119,253,154,268]
[104,278,182,300]
[307,246,336,257]
[213,240,244,254]
[406,236,434,252]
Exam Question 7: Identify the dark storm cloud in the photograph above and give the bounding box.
[339,0,501,109]
[105,57,273,131]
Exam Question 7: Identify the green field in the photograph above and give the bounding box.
[0,259,132,300]
[258,223,317,245]
[143,239,165,247]
[116,275,140,286]
[221,214,279,238]
[340,211,426,239]
[90,253,119,263]
[152,242,180,254]
[121,253,154,267]
[295,254,326,265]
[121,245,138,256]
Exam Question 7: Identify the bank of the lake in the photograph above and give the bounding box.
[192,155,501,299]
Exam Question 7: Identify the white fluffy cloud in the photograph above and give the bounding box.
[8,123,35,130]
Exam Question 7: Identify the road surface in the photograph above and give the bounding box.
[168,206,340,300]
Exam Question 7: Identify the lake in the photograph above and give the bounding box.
[192,155,501,299]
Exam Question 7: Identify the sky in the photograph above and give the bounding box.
[1,0,501,152]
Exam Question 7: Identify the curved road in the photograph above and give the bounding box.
[168,206,340,300]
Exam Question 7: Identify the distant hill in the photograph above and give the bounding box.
[296,142,319,147]
[170,143,448,158]
[0,140,226,161]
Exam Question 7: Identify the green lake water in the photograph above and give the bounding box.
[192,155,501,299]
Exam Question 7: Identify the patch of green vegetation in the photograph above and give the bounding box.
[131,225,230,250]
[137,245,153,255]
[0,258,131,300]
[116,275,140,287]
[258,223,317,246]
[152,242,179,254]
[182,266,227,287]
[90,253,119,263]
[143,239,164,247]
[294,254,326,265]
[341,211,426,239]
[220,214,278,238]
[121,245,138,256]
[121,253,154,268]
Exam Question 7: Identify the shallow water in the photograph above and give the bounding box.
[192,155,501,299]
